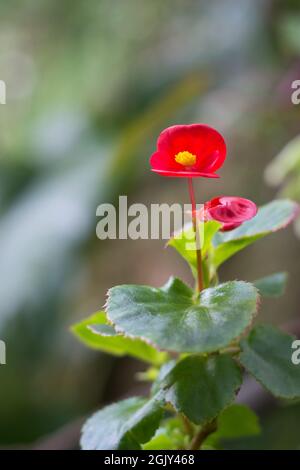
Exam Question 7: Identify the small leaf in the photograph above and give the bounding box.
[106,278,259,353]
[81,395,163,450]
[168,221,221,276]
[209,404,260,442]
[161,355,242,425]
[72,311,166,365]
[142,431,175,450]
[212,200,299,267]
[253,272,288,298]
[160,276,193,297]
[143,417,186,450]
[240,324,300,399]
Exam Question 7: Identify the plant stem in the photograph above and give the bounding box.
[188,177,204,292]
[181,414,194,438]
[219,346,241,355]
[189,418,217,450]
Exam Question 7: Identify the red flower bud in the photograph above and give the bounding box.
[203,196,257,231]
[150,124,226,178]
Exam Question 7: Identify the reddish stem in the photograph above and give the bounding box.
[188,177,204,293]
[189,419,217,450]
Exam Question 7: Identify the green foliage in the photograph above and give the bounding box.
[74,185,299,449]
[106,278,258,353]
[142,430,177,450]
[168,221,221,279]
[212,199,298,267]
[161,355,242,425]
[72,311,167,365]
[253,272,288,298]
[216,404,260,439]
[240,325,300,399]
[143,418,186,450]
[81,396,163,450]
[205,404,260,447]
[169,200,298,275]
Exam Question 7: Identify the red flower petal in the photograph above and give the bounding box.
[150,124,226,178]
[204,196,257,231]
[151,169,220,178]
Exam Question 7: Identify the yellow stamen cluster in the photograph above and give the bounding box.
[174,151,196,166]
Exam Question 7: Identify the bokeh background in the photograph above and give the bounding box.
[0,0,300,449]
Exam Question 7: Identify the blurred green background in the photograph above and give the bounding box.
[0,0,300,449]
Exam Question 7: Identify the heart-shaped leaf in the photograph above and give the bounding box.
[240,324,300,399]
[161,355,242,425]
[106,278,259,353]
[81,395,163,450]
[72,311,166,365]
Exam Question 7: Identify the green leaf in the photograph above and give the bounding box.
[161,355,242,425]
[168,200,298,276]
[209,404,260,442]
[212,200,299,267]
[160,276,194,297]
[151,361,176,395]
[81,395,163,450]
[107,278,259,353]
[143,417,186,450]
[168,221,221,276]
[72,311,166,365]
[240,325,300,399]
[253,272,288,298]
[142,431,175,450]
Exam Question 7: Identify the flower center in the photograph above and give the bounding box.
[174,151,196,166]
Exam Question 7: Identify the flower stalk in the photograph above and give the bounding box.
[188,177,204,292]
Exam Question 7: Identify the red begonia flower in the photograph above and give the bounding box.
[202,196,257,231]
[150,124,226,178]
